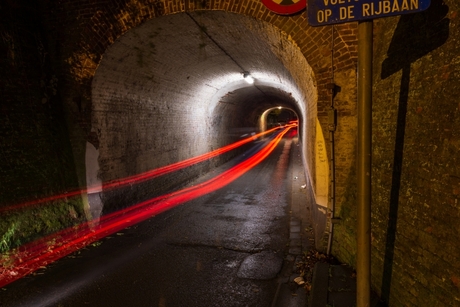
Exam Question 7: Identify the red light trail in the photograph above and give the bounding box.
[0,126,282,214]
[0,125,296,288]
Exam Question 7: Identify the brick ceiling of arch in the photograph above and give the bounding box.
[92,11,314,127]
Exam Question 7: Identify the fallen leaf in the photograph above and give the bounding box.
[294,276,305,285]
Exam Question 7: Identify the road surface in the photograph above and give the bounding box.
[1,131,309,307]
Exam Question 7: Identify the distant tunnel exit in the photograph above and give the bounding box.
[259,107,298,132]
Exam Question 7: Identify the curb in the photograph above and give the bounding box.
[310,262,329,307]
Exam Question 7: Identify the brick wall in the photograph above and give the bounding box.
[371,1,459,305]
[331,0,460,306]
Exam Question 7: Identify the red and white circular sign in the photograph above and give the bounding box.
[261,0,306,15]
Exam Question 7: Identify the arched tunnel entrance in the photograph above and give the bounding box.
[0,6,339,293]
[88,11,323,220]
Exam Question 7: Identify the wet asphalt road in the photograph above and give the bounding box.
[1,134,299,307]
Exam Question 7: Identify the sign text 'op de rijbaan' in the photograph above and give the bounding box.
[307,0,431,26]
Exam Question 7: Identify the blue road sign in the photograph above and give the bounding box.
[308,0,431,26]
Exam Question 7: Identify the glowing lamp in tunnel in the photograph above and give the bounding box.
[243,71,254,84]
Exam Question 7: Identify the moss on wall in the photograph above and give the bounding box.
[0,199,85,254]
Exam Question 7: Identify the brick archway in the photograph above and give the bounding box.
[51,0,358,252]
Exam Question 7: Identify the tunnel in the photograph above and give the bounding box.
[88,11,322,219]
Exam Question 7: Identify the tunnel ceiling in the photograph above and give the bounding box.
[93,10,312,123]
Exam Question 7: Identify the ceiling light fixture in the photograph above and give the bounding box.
[243,71,254,84]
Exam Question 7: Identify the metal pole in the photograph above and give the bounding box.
[357,20,372,307]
